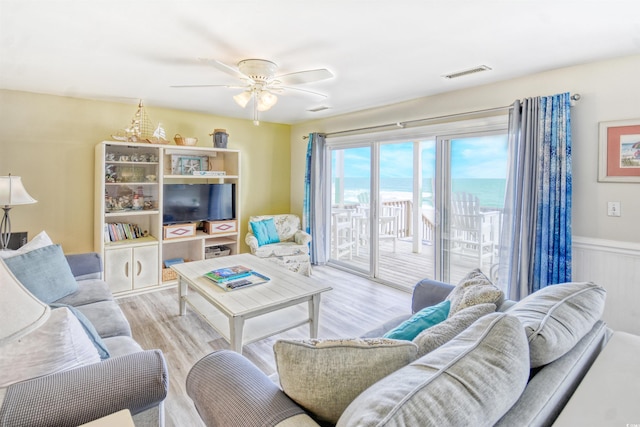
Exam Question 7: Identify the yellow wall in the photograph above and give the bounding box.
[0,90,291,253]
[291,54,640,245]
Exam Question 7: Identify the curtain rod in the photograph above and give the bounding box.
[303,93,581,139]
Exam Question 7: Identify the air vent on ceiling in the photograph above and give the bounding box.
[442,65,492,80]
[307,105,330,113]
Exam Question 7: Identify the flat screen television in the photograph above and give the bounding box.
[163,183,235,225]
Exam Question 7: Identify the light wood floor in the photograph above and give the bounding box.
[118,265,412,427]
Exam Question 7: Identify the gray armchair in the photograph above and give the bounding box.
[0,350,167,426]
[0,252,168,426]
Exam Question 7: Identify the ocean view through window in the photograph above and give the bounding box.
[332,136,508,210]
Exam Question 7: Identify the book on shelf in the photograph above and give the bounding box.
[203,268,271,291]
[163,258,184,268]
[104,222,145,243]
[204,265,252,283]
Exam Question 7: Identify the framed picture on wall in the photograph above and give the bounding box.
[598,119,640,182]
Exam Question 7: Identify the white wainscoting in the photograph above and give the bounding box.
[573,236,640,336]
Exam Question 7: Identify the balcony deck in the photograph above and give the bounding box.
[330,200,499,288]
[331,237,496,290]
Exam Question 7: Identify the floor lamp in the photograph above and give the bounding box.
[0,175,37,250]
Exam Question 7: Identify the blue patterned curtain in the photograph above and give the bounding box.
[303,133,329,264]
[498,92,572,299]
[532,93,572,291]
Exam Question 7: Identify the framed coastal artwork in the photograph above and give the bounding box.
[598,119,640,182]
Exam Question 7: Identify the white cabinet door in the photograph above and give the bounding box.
[133,245,159,289]
[105,244,159,293]
[104,247,134,294]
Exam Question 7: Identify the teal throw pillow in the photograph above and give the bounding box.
[264,219,280,243]
[250,218,281,246]
[4,244,79,304]
[49,303,111,360]
[383,300,451,341]
[250,220,269,246]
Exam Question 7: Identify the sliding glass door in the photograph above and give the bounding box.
[329,141,434,289]
[327,120,508,290]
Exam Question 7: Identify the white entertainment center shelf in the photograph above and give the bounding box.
[105,210,161,217]
[162,230,237,245]
[94,141,241,296]
[163,175,239,180]
[104,236,157,248]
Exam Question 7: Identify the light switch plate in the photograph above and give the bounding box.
[607,201,621,217]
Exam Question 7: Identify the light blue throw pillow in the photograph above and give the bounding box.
[250,218,281,246]
[383,300,451,341]
[4,244,79,304]
[49,303,110,360]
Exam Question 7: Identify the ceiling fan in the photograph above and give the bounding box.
[171,58,334,125]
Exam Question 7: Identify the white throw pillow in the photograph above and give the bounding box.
[0,307,100,387]
[0,231,53,259]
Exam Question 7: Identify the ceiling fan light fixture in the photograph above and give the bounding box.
[256,90,278,112]
[174,57,333,124]
[233,91,252,108]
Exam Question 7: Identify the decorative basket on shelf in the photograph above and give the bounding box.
[174,134,198,146]
[162,268,177,282]
[162,258,191,281]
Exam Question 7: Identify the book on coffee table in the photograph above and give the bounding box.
[204,270,271,291]
[204,265,252,283]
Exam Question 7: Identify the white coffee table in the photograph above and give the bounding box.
[172,254,332,353]
[79,410,134,426]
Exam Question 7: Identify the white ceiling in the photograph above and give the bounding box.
[1,1,640,125]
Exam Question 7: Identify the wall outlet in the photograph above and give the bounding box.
[607,201,621,217]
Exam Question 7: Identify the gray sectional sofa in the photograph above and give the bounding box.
[186,273,611,426]
[0,252,168,426]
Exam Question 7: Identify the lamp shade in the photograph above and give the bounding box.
[257,90,278,112]
[233,91,253,108]
[0,176,37,206]
[0,260,50,345]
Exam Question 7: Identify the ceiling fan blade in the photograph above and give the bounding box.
[199,58,253,81]
[279,85,328,98]
[170,84,247,89]
[277,69,333,85]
